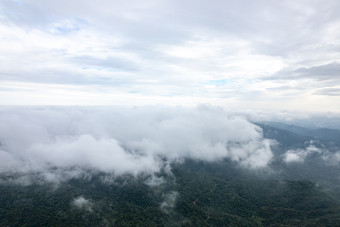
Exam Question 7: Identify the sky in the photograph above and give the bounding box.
[0,0,340,112]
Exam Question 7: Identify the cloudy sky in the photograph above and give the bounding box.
[0,0,340,112]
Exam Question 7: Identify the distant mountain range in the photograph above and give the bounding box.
[260,121,340,144]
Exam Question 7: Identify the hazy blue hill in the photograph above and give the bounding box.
[256,123,313,152]
[261,121,311,135]
[308,128,340,142]
[261,122,340,145]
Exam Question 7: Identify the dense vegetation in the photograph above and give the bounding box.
[1,160,340,226]
[1,123,340,226]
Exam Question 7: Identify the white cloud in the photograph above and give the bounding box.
[0,106,275,183]
[72,196,93,212]
[283,141,322,163]
[283,150,306,163]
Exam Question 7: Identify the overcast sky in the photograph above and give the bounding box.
[0,0,339,112]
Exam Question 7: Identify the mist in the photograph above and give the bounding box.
[0,105,274,183]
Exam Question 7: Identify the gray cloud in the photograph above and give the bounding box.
[70,55,139,72]
[314,88,340,96]
[272,62,340,82]
[0,106,275,183]
[296,62,340,81]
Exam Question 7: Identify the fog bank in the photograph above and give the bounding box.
[0,106,274,183]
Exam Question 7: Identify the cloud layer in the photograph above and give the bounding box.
[0,0,340,111]
[0,106,274,183]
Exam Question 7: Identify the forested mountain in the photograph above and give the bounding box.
[262,122,340,145]
[1,123,340,226]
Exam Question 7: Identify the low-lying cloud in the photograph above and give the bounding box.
[161,191,179,210]
[72,196,93,212]
[0,106,274,183]
[282,140,340,165]
[283,141,322,163]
